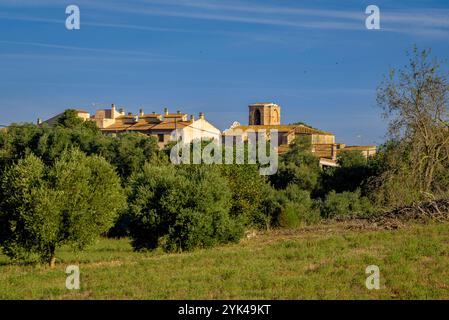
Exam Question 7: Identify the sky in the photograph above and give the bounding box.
[1,0,449,145]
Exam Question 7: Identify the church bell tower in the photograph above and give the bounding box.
[249,103,281,126]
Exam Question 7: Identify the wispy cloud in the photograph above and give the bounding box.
[135,0,364,20]
[0,0,448,37]
[0,40,164,57]
[101,0,449,36]
[0,52,192,63]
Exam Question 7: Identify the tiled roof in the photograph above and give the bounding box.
[293,125,333,135]
[116,115,135,119]
[228,124,333,135]
[151,121,192,130]
[127,122,157,131]
[140,114,162,118]
[101,123,133,131]
[102,120,194,132]
[164,114,187,118]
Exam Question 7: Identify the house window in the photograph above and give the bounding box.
[158,134,164,142]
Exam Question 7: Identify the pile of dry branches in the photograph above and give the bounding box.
[374,199,449,226]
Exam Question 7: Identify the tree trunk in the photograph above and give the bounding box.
[48,245,56,268]
[49,255,56,268]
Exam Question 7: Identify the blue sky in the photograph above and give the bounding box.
[1,0,449,145]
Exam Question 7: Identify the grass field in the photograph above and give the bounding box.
[1,221,448,299]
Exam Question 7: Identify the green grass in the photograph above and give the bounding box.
[1,222,448,299]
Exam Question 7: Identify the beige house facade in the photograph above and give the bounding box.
[43,105,220,149]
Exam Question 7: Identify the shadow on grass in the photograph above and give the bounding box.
[0,258,42,267]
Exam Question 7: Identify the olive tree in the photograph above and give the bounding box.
[377,47,449,203]
[128,164,243,252]
[0,149,126,267]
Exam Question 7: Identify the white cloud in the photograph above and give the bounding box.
[0,0,448,37]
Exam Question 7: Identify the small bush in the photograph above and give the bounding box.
[265,185,320,228]
[321,190,376,219]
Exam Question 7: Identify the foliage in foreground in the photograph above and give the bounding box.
[128,164,244,252]
[374,47,449,208]
[0,149,126,266]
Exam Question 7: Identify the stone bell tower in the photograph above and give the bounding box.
[248,103,281,126]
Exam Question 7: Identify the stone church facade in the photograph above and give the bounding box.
[223,102,376,166]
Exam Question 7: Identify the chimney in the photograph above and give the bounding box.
[128,112,133,116]
[177,110,181,114]
[164,107,169,115]
[152,111,156,114]
[190,115,195,121]
[111,104,116,114]
[37,118,42,125]
[119,108,125,115]
[139,108,144,116]
[199,112,205,120]
[133,115,139,123]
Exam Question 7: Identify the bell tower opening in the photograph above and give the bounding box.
[254,109,261,125]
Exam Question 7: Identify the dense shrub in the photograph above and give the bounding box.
[281,185,321,227]
[321,190,376,219]
[267,185,320,228]
[219,164,272,229]
[128,164,244,252]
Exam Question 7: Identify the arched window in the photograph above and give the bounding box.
[254,109,261,125]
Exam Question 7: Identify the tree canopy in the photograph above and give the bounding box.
[0,149,126,266]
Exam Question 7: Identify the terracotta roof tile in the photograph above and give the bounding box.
[164,114,187,118]
[140,114,162,118]
[150,121,192,130]
[101,123,132,131]
[127,122,157,131]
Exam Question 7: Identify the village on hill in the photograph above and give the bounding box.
[41,102,376,167]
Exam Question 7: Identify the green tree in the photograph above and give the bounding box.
[376,47,449,205]
[219,164,272,229]
[56,109,85,129]
[128,164,243,252]
[337,150,366,168]
[0,149,125,267]
[319,151,376,195]
[109,133,160,179]
[0,123,43,168]
[270,136,320,191]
